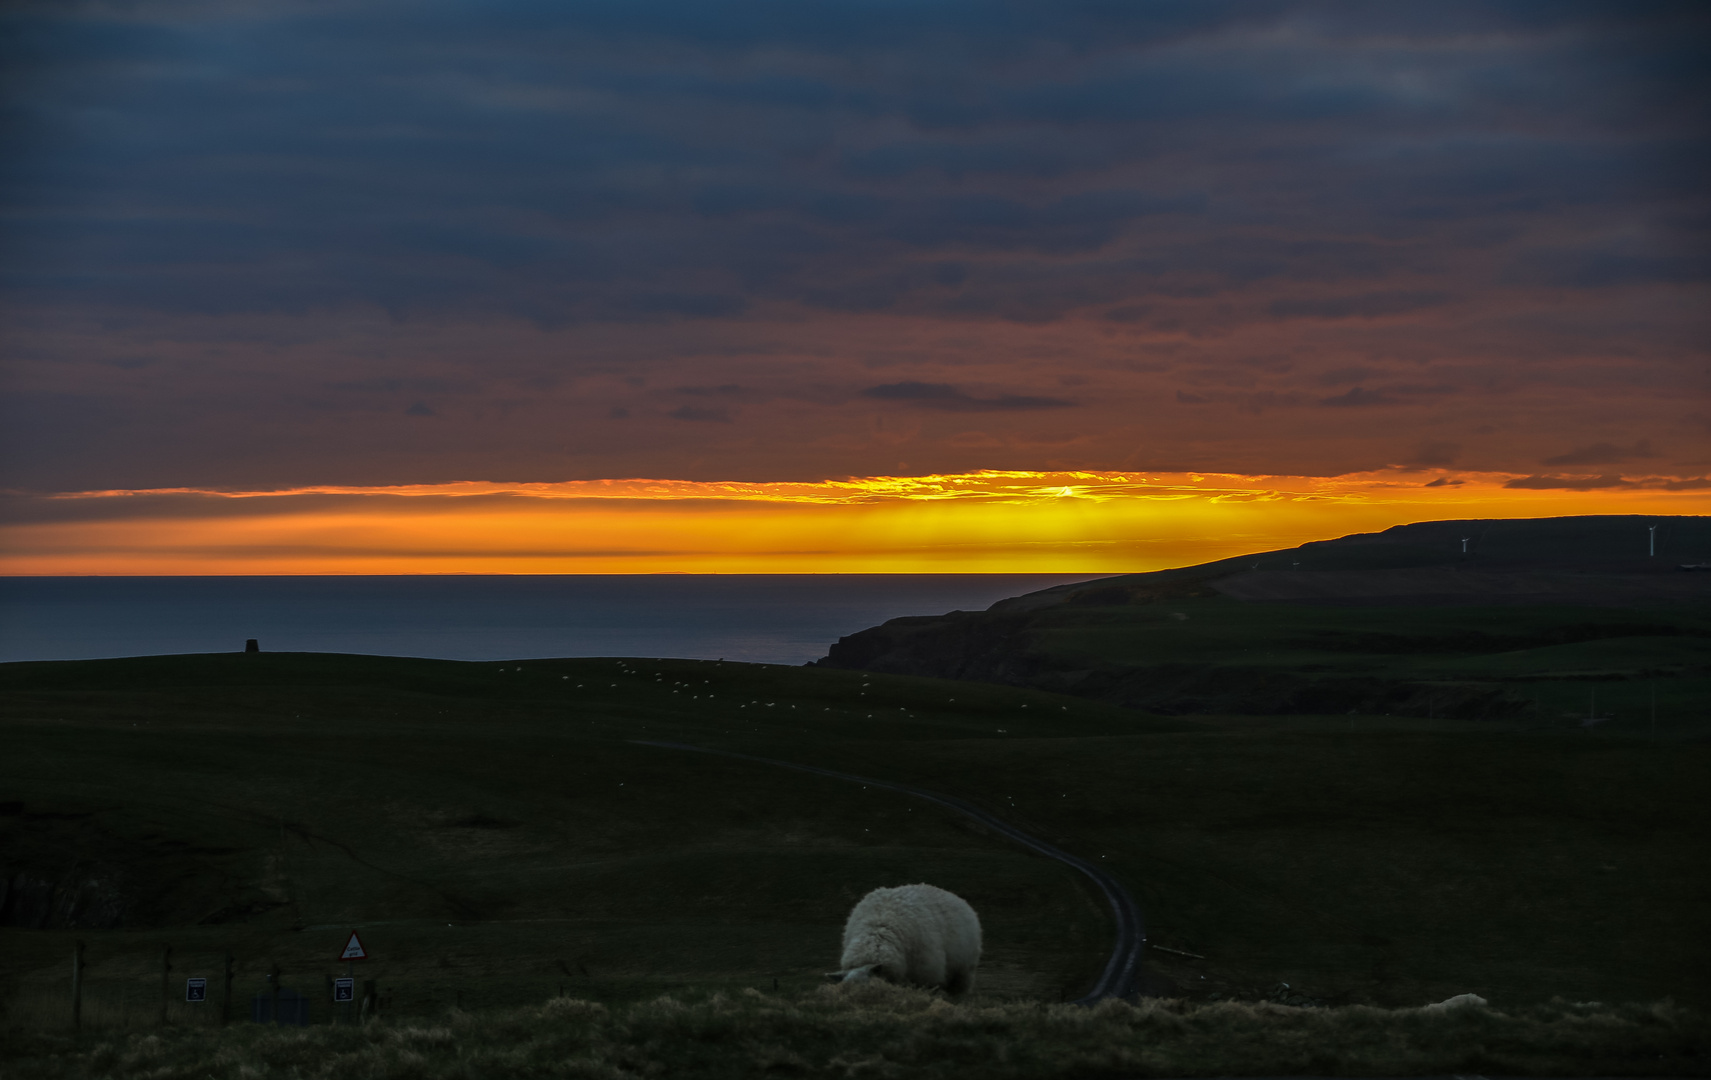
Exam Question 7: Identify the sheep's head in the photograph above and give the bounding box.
[824,964,885,985]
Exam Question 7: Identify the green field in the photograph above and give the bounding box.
[997,597,1711,719]
[3,648,1707,1054]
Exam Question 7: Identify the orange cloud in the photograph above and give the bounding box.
[4,470,1704,575]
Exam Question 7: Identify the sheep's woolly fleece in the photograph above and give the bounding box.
[834,883,982,995]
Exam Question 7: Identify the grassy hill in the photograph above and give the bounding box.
[3,648,1707,1049]
[816,515,1711,720]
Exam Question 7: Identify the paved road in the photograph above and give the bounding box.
[631,739,1148,1003]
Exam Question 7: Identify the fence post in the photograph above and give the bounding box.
[72,940,85,1032]
[159,944,173,1026]
[221,954,234,1026]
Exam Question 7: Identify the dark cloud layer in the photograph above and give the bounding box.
[1543,440,1659,465]
[7,0,1705,326]
[1505,474,1631,490]
[2,1,1707,488]
[861,382,1075,412]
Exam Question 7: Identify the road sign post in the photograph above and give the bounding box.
[336,931,367,1026]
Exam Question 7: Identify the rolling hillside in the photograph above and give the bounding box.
[3,648,1707,1035]
[816,515,1711,721]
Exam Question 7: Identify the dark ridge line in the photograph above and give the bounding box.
[629,738,1145,1004]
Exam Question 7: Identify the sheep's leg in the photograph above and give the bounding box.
[944,965,973,997]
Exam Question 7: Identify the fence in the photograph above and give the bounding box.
[1,939,778,1032]
[4,942,392,1032]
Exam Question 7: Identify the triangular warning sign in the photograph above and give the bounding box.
[339,932,367,960]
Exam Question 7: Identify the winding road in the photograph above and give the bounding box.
[631,739,1148,1003]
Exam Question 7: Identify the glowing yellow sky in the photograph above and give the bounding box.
[3,470,1703,575]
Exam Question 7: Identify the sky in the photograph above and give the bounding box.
[2,1,1707,573]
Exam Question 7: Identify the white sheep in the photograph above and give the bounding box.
[827,883,982,995]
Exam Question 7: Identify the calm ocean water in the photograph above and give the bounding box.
[0,575,1107,666]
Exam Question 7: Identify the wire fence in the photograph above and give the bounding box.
[4,942,411,1032]
[9,978,373,1031]
[2,941,805,1032]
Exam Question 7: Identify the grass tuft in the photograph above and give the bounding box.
[5,989,1702,1078]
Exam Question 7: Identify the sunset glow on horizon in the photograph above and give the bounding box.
[5,470,1703,575]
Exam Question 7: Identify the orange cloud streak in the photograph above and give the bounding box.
[4,470,1705,574]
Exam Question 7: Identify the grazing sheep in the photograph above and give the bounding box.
[827,883,982,995]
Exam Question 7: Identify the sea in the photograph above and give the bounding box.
[0,575,1108,666]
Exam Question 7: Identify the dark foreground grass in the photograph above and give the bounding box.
[3,985,1704,1079]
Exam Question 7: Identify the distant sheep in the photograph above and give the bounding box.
[827,883,982,995]
[1423,993,1488,1011]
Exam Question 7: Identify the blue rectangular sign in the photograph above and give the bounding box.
[185,978,207,1003]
